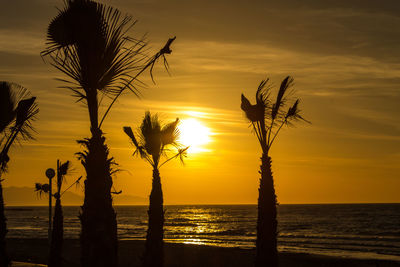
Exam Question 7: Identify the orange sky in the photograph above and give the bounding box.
[1,0,400,204]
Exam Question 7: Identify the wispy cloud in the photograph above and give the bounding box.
[0,30,44,56]
[170,41,400,98]
[337,106,400,131]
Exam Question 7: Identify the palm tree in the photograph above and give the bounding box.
[123,112,187,267]
[42,1,175,266]
[241,76,308,267]
[35,160,81,267]
[0,82,38,267]
[50,160,70,267]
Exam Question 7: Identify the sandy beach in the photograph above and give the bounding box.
[6,238,400,267]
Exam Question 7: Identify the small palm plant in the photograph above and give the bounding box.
[50,160,71,267]
[123,112,188,267]
[241,76,308,267]
[42,1,175,266]
[35,160,82,267]
[0,82,38,267]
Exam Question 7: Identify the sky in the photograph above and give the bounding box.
[1,0,399,204]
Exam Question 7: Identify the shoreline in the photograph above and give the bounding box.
[7,238,400,267]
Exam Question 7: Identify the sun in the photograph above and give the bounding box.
[178,118,211,153]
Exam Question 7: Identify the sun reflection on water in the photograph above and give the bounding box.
[182,238,207,246]
[163,207,250,247]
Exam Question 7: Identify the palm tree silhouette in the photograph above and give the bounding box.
[35,161,82,267]
[241,77,308,267]
[0,82,38,267]
[50,160,72,267]
[124,112,188,267]
[41,1,175,266]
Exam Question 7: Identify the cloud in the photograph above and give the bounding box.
[309,124,400,142]
[337,106,400,131]
[0,30,44,56]
[278,155,400,170]
[106,99,246,133]
[168,40,400,99]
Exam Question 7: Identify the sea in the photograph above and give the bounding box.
[5,204,400,262]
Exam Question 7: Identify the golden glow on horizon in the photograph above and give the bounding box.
[178,118,212,153]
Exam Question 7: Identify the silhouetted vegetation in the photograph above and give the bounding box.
[41,0,175,266]
[124,112,188,267]
[49,160,69,267]
[35,161,82,267]
[241,77,308,267]
[0,82,38,267]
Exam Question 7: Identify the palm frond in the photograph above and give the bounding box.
[0,153,9,174]
[60,175,83,197]
[285,99,310,124]
[55,160,70,194]
[140,112,161,157]
[240,94,264,122]
[75,175,83,189]
[98,36,176,128]
[42,0,148,105]
[76,138,90,167]
[59,160,70,180]
[0,136,5,150]
[11,97,39,142]
[15,97,36,125]
[123,126,150,162]
[161,118,179,146]
[44,0,106,54]
[123,126,139,147]
[0,82,32,134]
[271,76,293,120]
[242,76,307,151]
[0,82,17,133]
[256,79,270,106]
[240,94,251,112]
[177,147,189,164]
[125,111,187,168]
[159,146,189,168]
[34,182,50,198]
[0,84,38,175]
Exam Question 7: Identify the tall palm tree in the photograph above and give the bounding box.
[241,76,308,267]
[0,82,38,267]
[42,1,175,266]
[123,112,187,267]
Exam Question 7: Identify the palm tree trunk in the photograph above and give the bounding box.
[143,168,164,267]
[0,180,9,267]
[255,154,278,267]
[49,197,63,267]
[87,90,99,131]
[79,129,118,267]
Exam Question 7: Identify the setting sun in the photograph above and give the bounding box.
[2,0,400,266]
[178,118,212,153]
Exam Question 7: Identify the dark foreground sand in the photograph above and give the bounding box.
[7,238,400,267]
